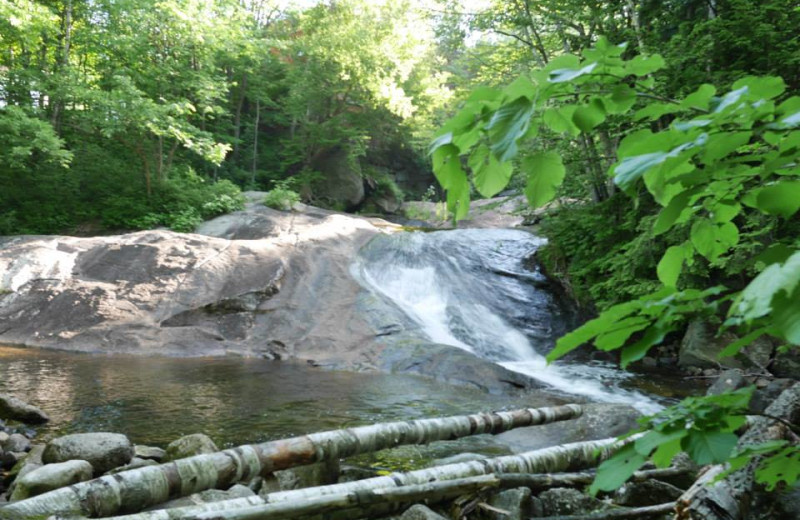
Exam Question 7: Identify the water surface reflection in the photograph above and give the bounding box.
[0,346,544,449]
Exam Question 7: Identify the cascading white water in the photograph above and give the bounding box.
[356,228,663,414]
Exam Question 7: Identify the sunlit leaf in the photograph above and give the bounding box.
[487,97,535,162]
[469,144,512,198]
[548,62,597,83]
[523,151,565,208]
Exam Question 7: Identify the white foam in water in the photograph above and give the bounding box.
[357,231,664,415]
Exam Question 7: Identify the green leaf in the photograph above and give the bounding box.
[621,323,677,368]
[543,106,579,136]
[469,144,513,198]
[547,301,643,362]
[755,181,800,217]
[732,76,786,101]
[690,220,739,261]
[712,86,748,113]
[523,151,566,208]
[465,86,501,104]
[431,144,462,190]
[719,328,768,359]
[627,54,666,76]
[701,132,752,164]
[654,189,698,234]
[681,84,716,111]
[606,84,636,114]
[652,437,683,468]
[503,75,536,101]
[635,428,687,456]
[594,316,651,351]
[773,290,800,344]
[590,444,648,494]
[548,62,597,83]
[572,98,606,132]
[634,103,681,121]
[683,430,738,465]
[733,251,800,321]
[487,97,535,162]
[445,170,471,221]
[756,446,800,490]
[429,132,453,153]
[658,243,689,287]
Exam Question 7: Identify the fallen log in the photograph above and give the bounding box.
[98,435,629,520]
[193,474,500,520]
[497,466,692,490]
[675,383,800,520]
[534,502,675,520]
[0,405,582,519]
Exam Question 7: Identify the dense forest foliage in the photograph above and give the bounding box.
[0,0,452,234]
[3,0,800,498]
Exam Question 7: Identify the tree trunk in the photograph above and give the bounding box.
[196,474,499,520]
[497,465,692,491]
[251,98,260,186]
[675,383,800,520]
[232,73,247,164]
[96,435,626,520]
[0,406,583,519]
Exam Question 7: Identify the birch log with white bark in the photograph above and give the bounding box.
[0,405,582,519]
[193,474,500,520]
[675,383,800,520]
[97,435,628,520]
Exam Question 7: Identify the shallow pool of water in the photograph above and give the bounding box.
[0,346,549,451]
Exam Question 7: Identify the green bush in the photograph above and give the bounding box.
[263,185,300,211]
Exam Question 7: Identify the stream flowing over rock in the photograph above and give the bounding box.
[0,197,662,411]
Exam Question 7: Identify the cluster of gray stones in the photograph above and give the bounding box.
[0,394,226,506]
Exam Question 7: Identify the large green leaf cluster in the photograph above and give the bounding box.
[433,37,800,491]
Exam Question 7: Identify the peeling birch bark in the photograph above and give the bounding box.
[676,383,800,520]
[97,435,625,520]
[0,405,582,519]
[193,474,500,520]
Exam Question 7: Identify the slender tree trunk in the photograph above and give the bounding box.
[232,73,247,163]
[251,98,260,186]
[625,0,646,53]
[0,406,583,519]
[95,435,626,520]
[50,0,72,133]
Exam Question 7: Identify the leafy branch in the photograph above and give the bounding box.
[432,36,800,492]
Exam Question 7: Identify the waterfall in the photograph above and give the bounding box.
[355,228,662,414]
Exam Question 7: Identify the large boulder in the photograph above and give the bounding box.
[164,433,218,462]
[678,321,773,370]
[0,394,49,424]
[0,205,392,369]
[1,433,30,454]
[9,460,93,501]
[310,146,365,209]
[43,433,133,475]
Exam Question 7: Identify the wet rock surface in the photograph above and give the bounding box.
[43,433,133,475]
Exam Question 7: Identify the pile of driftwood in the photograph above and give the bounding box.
[0,384,797,520]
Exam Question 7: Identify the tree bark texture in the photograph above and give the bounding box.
[194,474,499,520]
[96,435,625,520]
[675,383,800,520]
[0,405,582,519]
